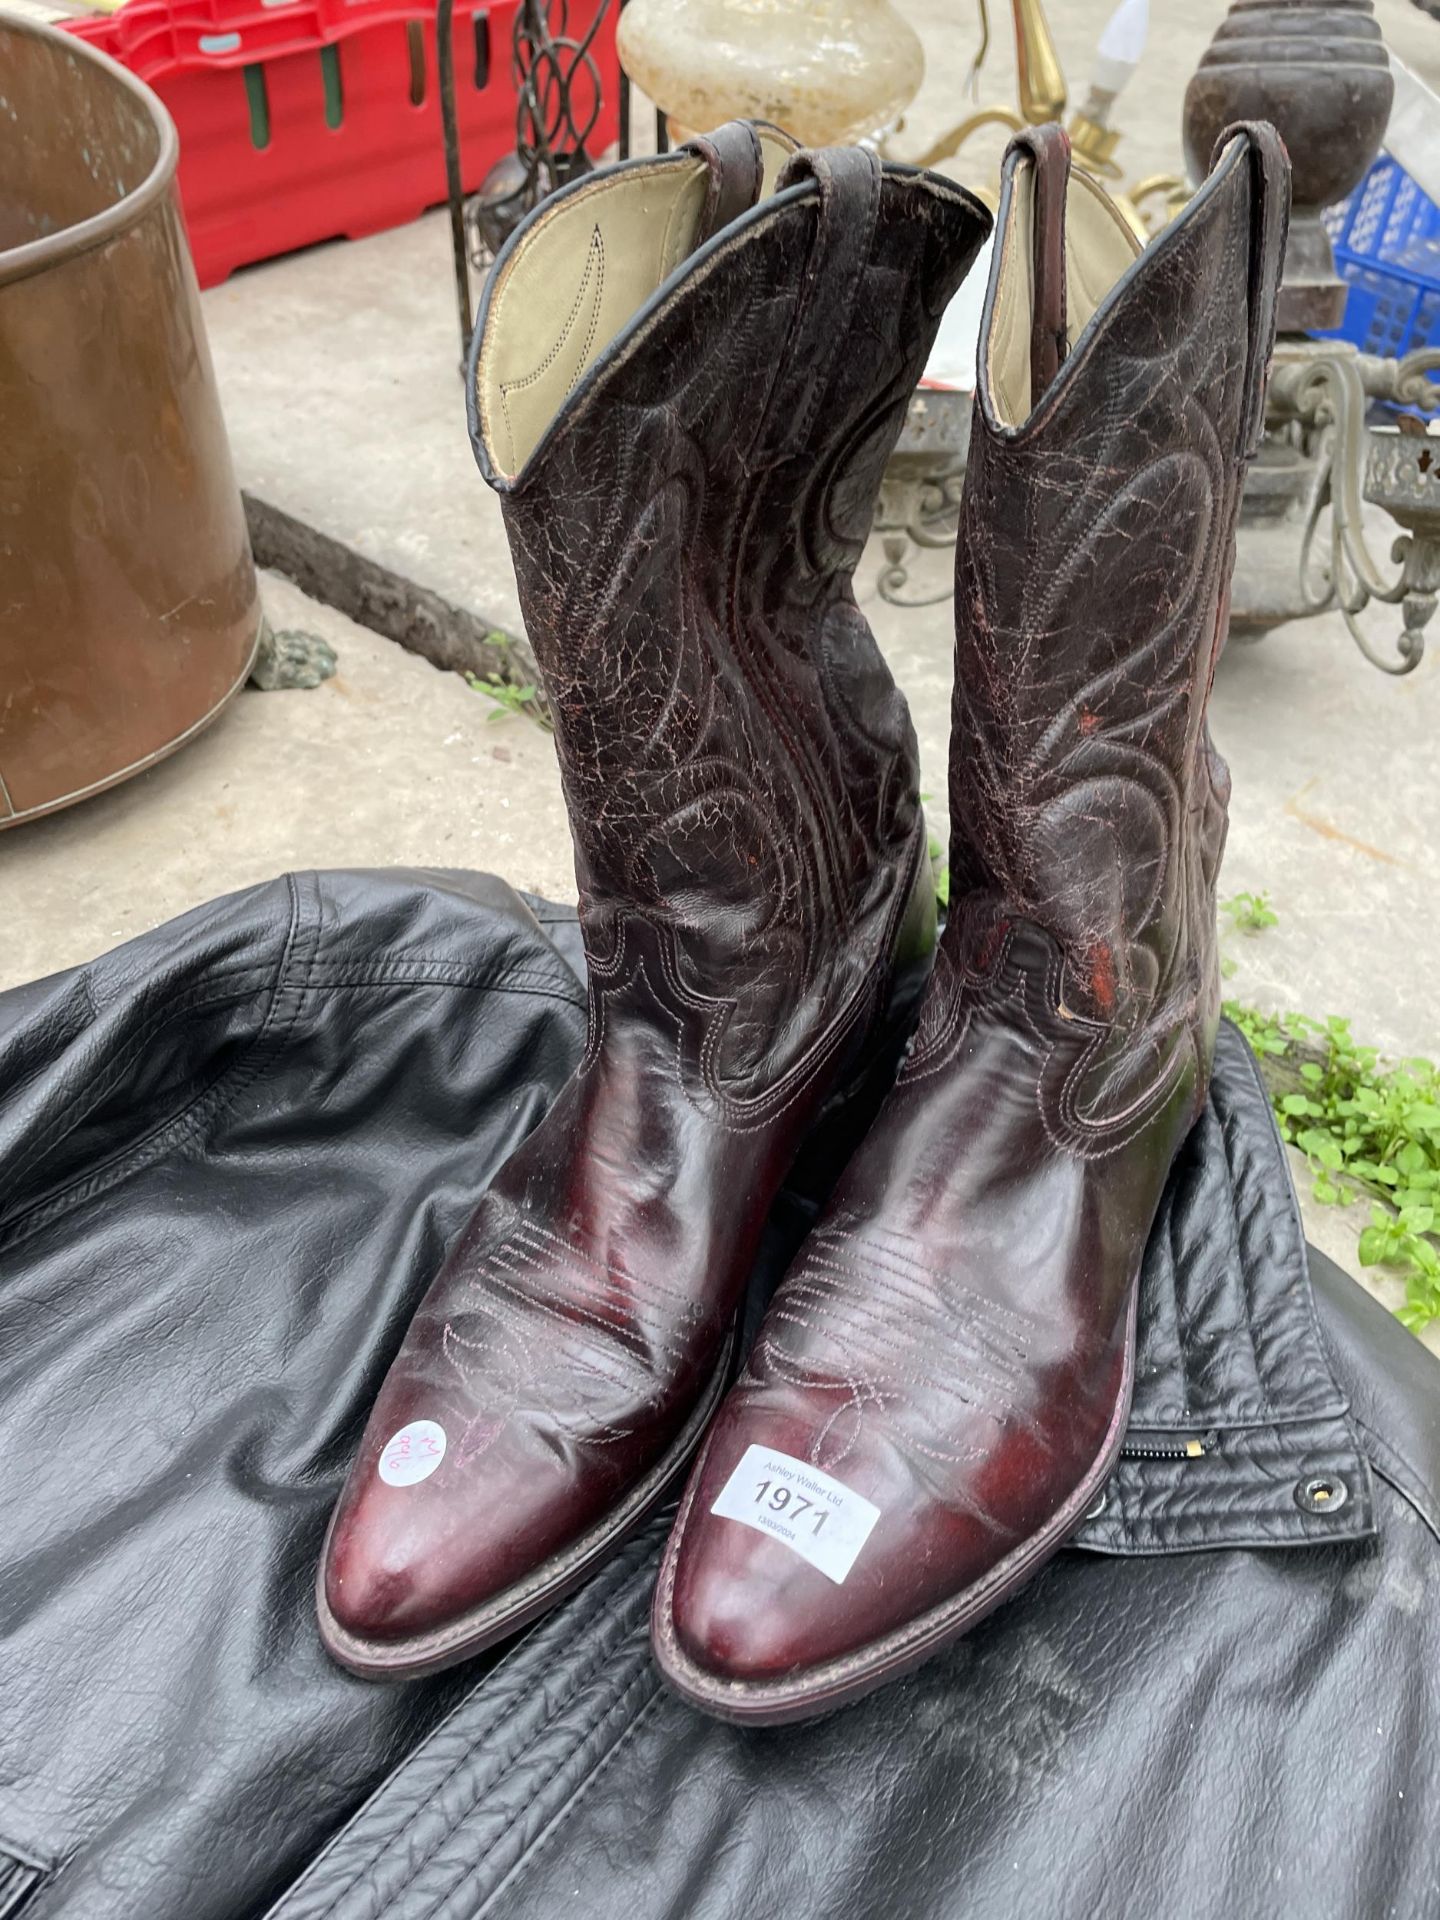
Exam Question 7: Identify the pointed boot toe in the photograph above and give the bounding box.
[654,1285,1135,1724]
[319,1395,678,1676]
[653,1432,895,1708]
[320,1481,460,1659]
[662,1535,838,1697]
[318,1411,596,1671]
[318,1199,741,1678]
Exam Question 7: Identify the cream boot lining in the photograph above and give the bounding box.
[476,128,797,480]
[475,159,709,478]
[986,159,1141,428]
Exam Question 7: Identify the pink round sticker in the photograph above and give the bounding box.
[378,1419,447,1487]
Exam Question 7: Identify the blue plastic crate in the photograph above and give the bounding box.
[1318,154,1440,363]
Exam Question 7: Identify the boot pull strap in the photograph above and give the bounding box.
[1009,122,1071,402]
[1211,120,1291,457]
[752,120,802,170]
[770,143,882,454]
[685,120,766,247]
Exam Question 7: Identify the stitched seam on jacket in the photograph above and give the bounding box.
[5,874,320,1248]
[301,957,583,1006]
[1081,1519,1377,1558]
[1353,1416,1440,1546]
[395,1648,658,1920]
[354,1630,644,1899]
[289,1581,650,1912]
[300,970,584,1009]
[470,1669,666,1920]
[0,959,279,1224]
[1227,1024,1322,1424]
[1123,1408,1354,1435]
[0,878,307,1250]
[0,929,588,1251]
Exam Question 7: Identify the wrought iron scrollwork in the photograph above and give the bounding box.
[872,388,973,607]
[512,0,607,191]
[1270,345,1440,676]
[874,467,966,606]
[439,0,614,354]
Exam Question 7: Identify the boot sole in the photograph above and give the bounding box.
[651,1276,1141,1725]
[316,1318,737,1682]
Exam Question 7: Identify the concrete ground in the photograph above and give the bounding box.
[1,572,572,988]
[7,0,1440,1335]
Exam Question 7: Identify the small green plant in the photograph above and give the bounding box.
[928,830,950,911]
[1226,1001,1440,1332]
[466,671,544,725]
[1221,889,1279,935]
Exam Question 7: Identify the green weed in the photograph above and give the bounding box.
[1226,1002,1440,1332]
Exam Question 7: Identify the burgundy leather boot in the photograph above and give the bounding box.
[316,125,991,1678]
[654,122,1290,1723]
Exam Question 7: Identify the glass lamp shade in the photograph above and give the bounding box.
[616,0,925,148]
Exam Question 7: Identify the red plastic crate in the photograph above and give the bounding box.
[66,0,619,286]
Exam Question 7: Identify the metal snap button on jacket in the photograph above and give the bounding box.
[315,126,992,1679]
[653,122,1293,1724]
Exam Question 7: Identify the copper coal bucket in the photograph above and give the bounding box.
[0,13,261,829]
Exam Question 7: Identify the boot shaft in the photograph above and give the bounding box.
[948,125,1288,1032]
[470,134,988,1088]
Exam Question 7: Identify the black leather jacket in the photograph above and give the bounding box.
[2,872,1435,1920]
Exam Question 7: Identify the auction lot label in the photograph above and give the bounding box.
[709,1445,880,1584]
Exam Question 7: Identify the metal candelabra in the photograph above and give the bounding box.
[879,0,1440,676]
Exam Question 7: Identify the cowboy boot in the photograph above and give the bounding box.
[316,125,991,1678]
[654,122,1291,1723]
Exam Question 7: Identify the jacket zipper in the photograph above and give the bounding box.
[1118,1428,1219,1462]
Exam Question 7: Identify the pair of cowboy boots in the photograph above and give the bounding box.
[318,115,1289,1723]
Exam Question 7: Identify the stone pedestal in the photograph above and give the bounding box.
[1182,0,1393,332]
